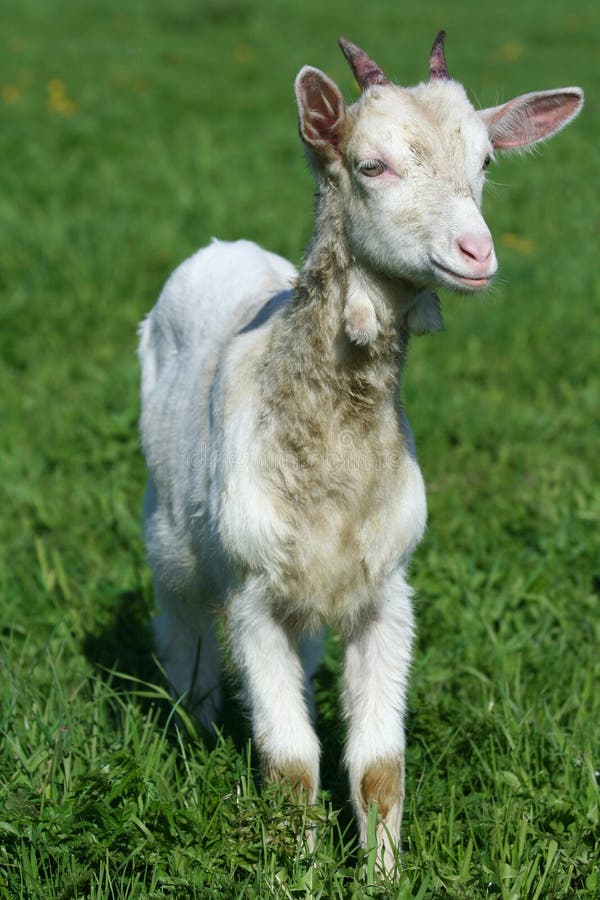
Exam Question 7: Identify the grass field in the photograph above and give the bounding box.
[1,0,599,896]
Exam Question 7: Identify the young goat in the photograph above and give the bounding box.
[139,33,582,871]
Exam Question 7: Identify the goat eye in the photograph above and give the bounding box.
[358,159,386,177]
[482,154,491,170]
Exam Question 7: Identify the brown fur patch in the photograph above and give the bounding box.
[264,761,315,800]
[360,758,404,819]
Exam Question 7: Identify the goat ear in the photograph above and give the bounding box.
[480,88,583,150]
[295,66,348,158]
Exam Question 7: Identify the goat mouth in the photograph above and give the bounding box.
[430,260,494,291]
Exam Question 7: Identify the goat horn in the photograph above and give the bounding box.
[429,30,450,80]
[338,37,390,90]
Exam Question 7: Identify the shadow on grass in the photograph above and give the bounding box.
[82,587,249,752]
[312,656,356,842]
[83,589,158,689]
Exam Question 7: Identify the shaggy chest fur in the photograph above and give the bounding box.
[273,438,427,628]
[215,340,427,629]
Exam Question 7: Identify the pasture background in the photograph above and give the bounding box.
[1,0,598,896]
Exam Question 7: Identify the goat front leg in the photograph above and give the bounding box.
[228,577,320,803]
[343,570,414,874]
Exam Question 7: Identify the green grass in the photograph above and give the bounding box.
[1,0,599,896]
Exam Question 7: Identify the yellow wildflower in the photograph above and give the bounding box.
[47,79,77,115]
[501,232,535,256]
[2,84,20,104]
[233,44,254,63]
[499,41,524,62]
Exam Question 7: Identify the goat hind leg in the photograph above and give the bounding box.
[153,583,222,730]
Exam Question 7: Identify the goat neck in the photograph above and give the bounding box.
[264,183,415,428]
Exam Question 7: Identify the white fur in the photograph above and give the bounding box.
[344,569,414,870]
[139,40,582,875]
[344,268,380,344]
[229,576,321,792]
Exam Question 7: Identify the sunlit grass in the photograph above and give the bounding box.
[1,0,599,896]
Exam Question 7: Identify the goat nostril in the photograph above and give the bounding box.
[458,234,493,266]
[459,241,477,262]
